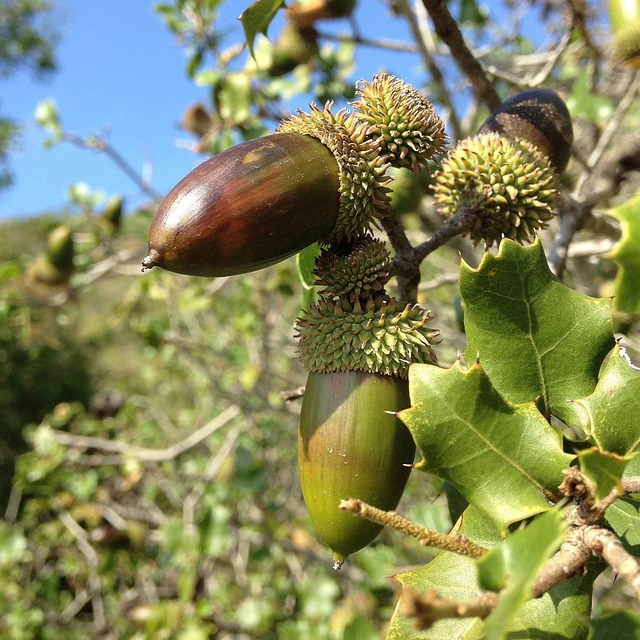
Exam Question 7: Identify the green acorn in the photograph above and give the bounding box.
[101,195,124,234]
[609,0,640,67]
[27,224,75,286]
[142,133,340,277]
[268,23,319,77]
[296,237,439,567]
[288,0,357,28]
[432,132,560,247]
[477,89,574,174]
[298,370,415,568]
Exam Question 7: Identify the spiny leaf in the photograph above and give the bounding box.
[578,448,633,502]
[573,343,640,455]
[400,361,574,531]
[476,511,566,640]
[460,238,614,424]
[239,0,285,58]
[607,192,640,316]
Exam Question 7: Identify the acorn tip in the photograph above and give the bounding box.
[141,249,161,272]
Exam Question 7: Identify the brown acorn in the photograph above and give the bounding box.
[142,133,340,277]
[288,0,357,28]
[477,88,573,174]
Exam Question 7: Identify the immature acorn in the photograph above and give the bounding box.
[296,236,439,568]
[27,224,75,286]
[609,0,640,67]
[268,23,319,77]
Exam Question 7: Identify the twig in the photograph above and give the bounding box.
[52,404,240,464]
[183,425,245,527]
[400,589,498,629]
[420,0,501,111]
[62,131,164,202]
[623,476,640,494]
[339,498,488,557]
[579,524,640,598]
[549,72,639,278]
[57,507,106,630]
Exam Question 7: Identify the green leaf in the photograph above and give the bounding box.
[476,511,566,639]
[591,610,640,640]
[578,448,633,501]
[400,361,574,531]
[296,242,320,309]
[573,343,640,455]
[239,0,285,58]
[460,239,614,424]
[605,498,640,555]
[386,552,480,639]
[607,192,640,316]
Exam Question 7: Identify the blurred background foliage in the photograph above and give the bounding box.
[1,0,639,638]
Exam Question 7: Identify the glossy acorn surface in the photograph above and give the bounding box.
[298,371,415,566]
[143,133,340,277]
[478,89,573,174]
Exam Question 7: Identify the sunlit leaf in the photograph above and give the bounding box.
[476,511,566,639]
[400,361,574,531]
[573,343,640,455]
[239,0,285,58]
[460,239,614,424]
[578,448,633,502]
[607,192,640,316]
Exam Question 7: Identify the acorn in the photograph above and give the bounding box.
[142,133,340,277]
[477,88,574,175]
[100,195,124,234]
[143,75,444,278]
[181,103,213,138]
[288,0,357,28]
[26,224,75,286]
[268,24,319,77]
[296,237,439,567]
[609,0,640,67]
[298,370,415,568]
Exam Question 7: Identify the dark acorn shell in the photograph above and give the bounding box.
[478,89,573,174]
[143,133,340,277]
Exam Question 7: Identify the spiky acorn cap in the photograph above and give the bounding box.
[432,132,559,246]
[314,235,390,301]
[613,22,640,67]
[354,73,448,172]
[278,103,391,244]
[296,295,439,378]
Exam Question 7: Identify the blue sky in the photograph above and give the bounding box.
[0,1,422,220]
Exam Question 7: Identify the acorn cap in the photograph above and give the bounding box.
[477,89,574,174]
[278,103,392,244]
[354,73,448,171]
[432,132,560,247]
[313,235,390,301]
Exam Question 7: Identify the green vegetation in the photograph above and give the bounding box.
[2,1,640,638]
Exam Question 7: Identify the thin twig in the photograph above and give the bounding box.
[57,507,106,630]
[52,405,240,464]
[339,498,488,557]
[62,132,164,202]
